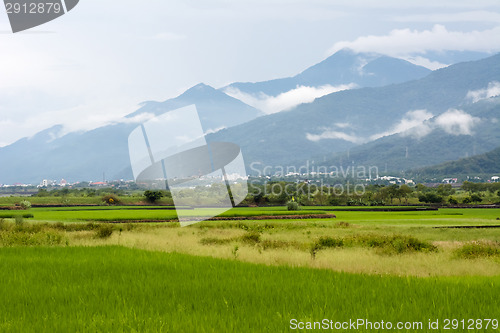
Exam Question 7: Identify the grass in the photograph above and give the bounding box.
[25,206,329,222]
[0,195,173,206]
[0,206,498,276]
[0,246,499,332]
[60,220,497,277]
[0,206,499,331]
[19,206,499,226]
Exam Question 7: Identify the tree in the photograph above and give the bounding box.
[436,184,455,196]
[144,190,164,203]
[398,185,413,204]
[462,195,481,204]
[462,181,483,193]
[470,194,482,203]
[416,183,427,193]
[379,184,399,204]
[36,189,49,197]
[418,192,443,204]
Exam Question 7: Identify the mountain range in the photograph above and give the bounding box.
[211,53,500,174]
[309,95,500,175]
[223,49,431,97]
[0,49,499,184]
[0,84,259,184]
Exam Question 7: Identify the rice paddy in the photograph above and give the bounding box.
[0,205,499,331]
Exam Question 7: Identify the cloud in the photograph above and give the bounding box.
[400,56,448,70]
[147,32,186,41]
[306,130,362,144]
[117,112,156,124]
[305,108,480,144]
[371,109,434,140]
[224,84,356,114]
[0,100,141,147]
[204,126,226,135]
[466,81,500,102]
[434,109,481,135]
[334,122,351,129]
[328,25,500,66]
[394,10,500,23]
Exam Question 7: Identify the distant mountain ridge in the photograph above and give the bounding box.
[223,49,431,97]
[127,83,260,132]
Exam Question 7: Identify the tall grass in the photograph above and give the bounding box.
[0,219,67,247]
[455,241,500,259]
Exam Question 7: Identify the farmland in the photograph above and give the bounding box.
[0,204,499,331]
[0,246,499,332]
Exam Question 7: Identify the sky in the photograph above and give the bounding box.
[1,0,500,147]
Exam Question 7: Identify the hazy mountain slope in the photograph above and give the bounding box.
[312,96,500,174]
[127,83,261,132]
[0,84,260,184]
[410,146,500,178]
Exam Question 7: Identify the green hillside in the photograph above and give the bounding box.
[410,146,500,179]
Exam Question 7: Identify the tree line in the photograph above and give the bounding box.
[30,181,500,206]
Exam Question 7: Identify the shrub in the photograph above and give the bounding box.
[95,224,114,238]
[335,222,350,228]
[317,236,344,248]
[200,237,233,245]
[310,236,344,259]
[0,213,34,219]
[144,190,164,204]
[232,245,239,258]
[286,200,299,211]
[310,242,321,259]
[448,196,458,205]
[14,215,24,226]
[19,200,31,210]
[418,193,443,204]
[101,194,120,205]
[241,232,261,244]
[347,234,437,254]
[470,194,482,203]
[381,236,437,254]
[455,242,500,259]
[329,197,342,206]
[260,239,293,250]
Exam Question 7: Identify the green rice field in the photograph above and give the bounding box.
[0,246,498,332]
[0,205,499,331]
